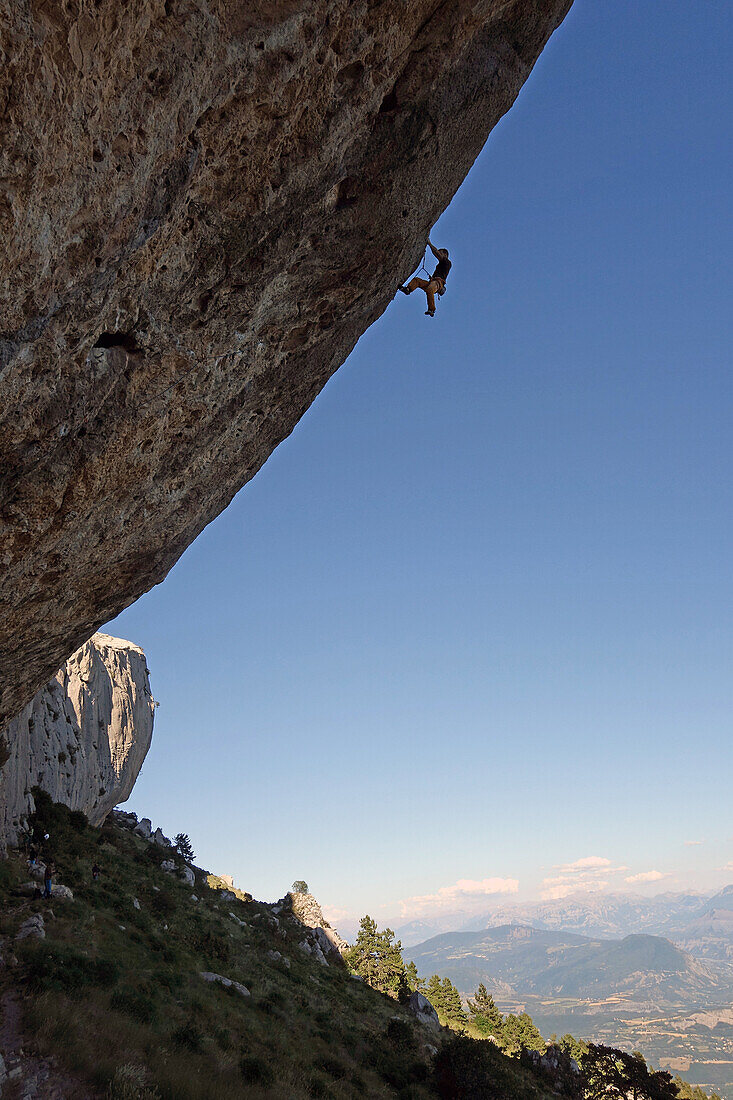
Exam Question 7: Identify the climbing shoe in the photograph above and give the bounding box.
[425,309,435,317]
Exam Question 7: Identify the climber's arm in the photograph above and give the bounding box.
[427,239,441,260]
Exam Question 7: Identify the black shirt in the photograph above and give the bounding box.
[432,255,451,282]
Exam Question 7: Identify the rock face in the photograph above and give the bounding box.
[0,633,154,843]
[0,0,573,727]
[287,890,349,955]
[408,991,441,1033]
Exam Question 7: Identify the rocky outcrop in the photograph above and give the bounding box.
[0,634,154,843]
[286,890,349,955]
[0,0,573,728]
[408,991,441,1033]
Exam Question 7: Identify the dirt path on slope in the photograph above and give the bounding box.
[0,989,99,1100]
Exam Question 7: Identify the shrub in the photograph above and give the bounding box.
[110,987,159,1024]
[189,926,230,964]
[239,1055,274,1086]
[307,1076,332,1098]
[434,1034,523,1099]
[386,1017,416,1051]
[214,1026,233,1051]
[106,1064,161,1100]
[313,1056,348,1080]
[23,943,119,996]
[155,968,183,994]
[149,890,176,918]
[171,1020,204,1051]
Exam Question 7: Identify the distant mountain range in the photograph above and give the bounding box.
[404,923,733,1007]
[397,886,733,959]
[471,890,710,939]
[676,885,733,961]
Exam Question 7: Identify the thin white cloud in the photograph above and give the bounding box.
[715,862,733,873]
[399,877,519,920]
[684,840,704,846]
[556,856,612,872]
[540,856,627,900]
[625,870,668,885]
[322,905,351,925]
[541,880,611,901]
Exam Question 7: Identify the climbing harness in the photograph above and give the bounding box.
[411,251,446,296]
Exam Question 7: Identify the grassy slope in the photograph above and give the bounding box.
[0,807,557,1100]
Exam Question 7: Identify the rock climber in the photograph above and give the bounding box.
[399,238,452,317]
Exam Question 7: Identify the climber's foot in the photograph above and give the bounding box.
[425,309,435,317]
[398,285,410,295]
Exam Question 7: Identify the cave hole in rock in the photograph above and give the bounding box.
[335,178,358,210]
[337,61,364,86]
[93,331,140,354]
[379,87,399,113]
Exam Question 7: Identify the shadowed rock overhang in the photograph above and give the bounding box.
[0,0,573,730]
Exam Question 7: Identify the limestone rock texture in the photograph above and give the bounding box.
[0,633,155,843]
[0,0,573,728]
[287,890,349,955]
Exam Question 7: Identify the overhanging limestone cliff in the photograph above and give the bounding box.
[0,0,573,729]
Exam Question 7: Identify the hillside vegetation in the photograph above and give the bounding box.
[0,797,564,1099]
[0,797,720,1099]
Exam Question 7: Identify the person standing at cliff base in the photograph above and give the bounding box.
[399,239,452,316]
[43,859,55,899]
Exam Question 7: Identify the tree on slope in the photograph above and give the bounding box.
[583,1044,678,1100]
[440,977,469,1032]
[174,833,194,861]
[467,982,503,1037]
[344,915,409,1001]
[425,974,445,1015]
[674,1079,722,1100]
[558,1033,588,1066]
[404,960,423,993]
[500,1012,545,1056]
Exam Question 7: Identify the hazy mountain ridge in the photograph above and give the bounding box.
[471,891,712,940]
[404,924,733,1008]
[676,886,733,961]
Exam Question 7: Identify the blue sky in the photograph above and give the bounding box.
[106,0,732,933]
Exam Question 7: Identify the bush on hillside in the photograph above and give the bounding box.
[106,1064,160,1100]
[239,1055,274,1087]
[434,1034,533,1100]
[110,986,159,1024]
[22,942,119,996]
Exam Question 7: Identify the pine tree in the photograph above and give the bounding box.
[344,916,409,1000]
[559,1033,588,1066]
[404,960,423,993]
[500,1012,545,1055]
[174,833,194,861]
[424,974,445,1015]
[440,977,468,1032]
[467,982,503,1037]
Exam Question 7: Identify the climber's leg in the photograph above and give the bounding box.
[425,280,437,315]
[405,277,428,294]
